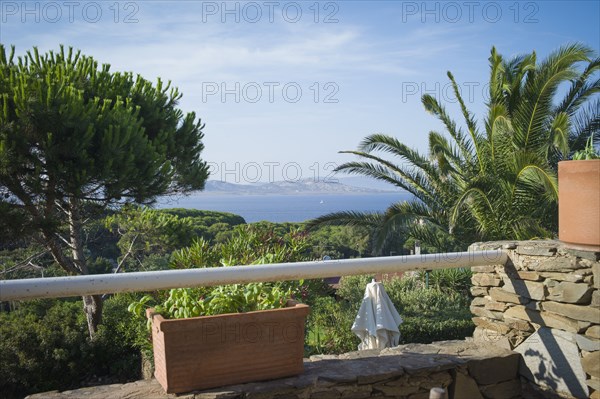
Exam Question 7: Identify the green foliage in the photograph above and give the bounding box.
[306,274,474,355]
[306,296,359,355]
[130,283,293,321]
[131,223,329,321]
[170,224,311,268]
[308,225,372,258]
[105,206,196,272]
[0,296,142,398]
[572,135,600,160]
[311,44,599,250]
[0,45,210,335]
[0,244,65,280]
[415,268,472,294]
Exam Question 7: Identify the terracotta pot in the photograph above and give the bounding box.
[558,160,600,251]
[146,301,309,394]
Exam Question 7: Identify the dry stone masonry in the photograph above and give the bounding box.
[470,240,600,399]
[27,340,523,399]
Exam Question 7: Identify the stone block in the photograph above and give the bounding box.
[470,286,489,297]
[542,301,600,323]
[472,327,512,350]
[593,291,600,308]
[472,273,502,287]
[542,311,591,333]
[539,271,585,282]
[504,305,536,322]
[504,317,534,332]
[514,327,589,398]
[485,301,508,312]
[467,351,519,385]
[517,271,542,281]
[471,297,489,307]
[525,301,542,311]
[586,325,600,339]
[505,305,588,333]
[575,334,600,352]
[502,278,546,300]
[547,281,593,304]
[470,306,503,320]
[472,317,511,335]
[337,392,371,399]
[332,385,372,399]
[374,384,419,396]
[449,372,483,399]
[582,352,600,378]
[310,391,341,399]
[516,244,557,256]
[564,248,600,262]
[417,371,452,390]
[489,287,530,304]
[586,276,594,284]
[407,392,430,399]
[530,257,580,272]
[594,263,600,289]
[471,265,496,273]
[479,379,521,399]
[587,378,600,392]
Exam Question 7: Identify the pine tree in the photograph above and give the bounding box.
[0,45,210,338]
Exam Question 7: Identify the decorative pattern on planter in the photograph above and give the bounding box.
[469,240,600,399]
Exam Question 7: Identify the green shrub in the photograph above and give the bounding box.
[415,268,472,294]
[0,300,90,398]
[305,274,474,354]
[306,296,359,355]
[0,296,143,398]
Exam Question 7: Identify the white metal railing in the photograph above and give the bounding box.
[0,250,507,301]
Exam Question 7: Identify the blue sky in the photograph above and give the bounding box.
[1,1,599,183]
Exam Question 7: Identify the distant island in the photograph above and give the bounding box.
[201,178,401,195]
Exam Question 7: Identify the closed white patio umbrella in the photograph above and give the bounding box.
[351,279,403,350]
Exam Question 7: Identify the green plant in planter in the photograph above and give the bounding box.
[128,282,294,322]
[129,224,324,324]
[572,135,600,160]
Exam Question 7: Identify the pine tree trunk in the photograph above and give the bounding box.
[68,199,103,339]
[82,294,103,338]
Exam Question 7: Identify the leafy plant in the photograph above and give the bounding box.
[129,224,325,321]
[572,135,600,160]
[129,283,294,322]
[311,44,599,251]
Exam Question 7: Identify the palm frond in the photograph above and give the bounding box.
[421,94,474,163]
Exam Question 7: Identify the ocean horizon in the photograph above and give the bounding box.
[157,192,412,223]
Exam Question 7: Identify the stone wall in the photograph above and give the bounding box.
[469,240,600,399]
[28,341,523,399]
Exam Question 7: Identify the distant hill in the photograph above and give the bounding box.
[203,178,400,195]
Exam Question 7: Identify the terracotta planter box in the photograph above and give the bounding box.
[558,160,600,251]
[146,301,309,394]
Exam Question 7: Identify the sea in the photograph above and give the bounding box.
[157,192,412,223]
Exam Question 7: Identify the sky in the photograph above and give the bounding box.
[1,0,599,184]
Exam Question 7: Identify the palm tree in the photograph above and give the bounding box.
[310,44,599,252]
